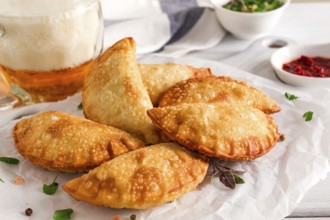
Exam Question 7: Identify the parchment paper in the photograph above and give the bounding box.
[1,55,330,220]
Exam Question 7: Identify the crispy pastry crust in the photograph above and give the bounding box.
[147,103,280,160]
[63,143,208,209]
[13,111,145,172]
[138,63,212,106]
[82,37,160,144]
[158,76,280,114]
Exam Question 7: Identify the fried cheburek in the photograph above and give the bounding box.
[158,76,280,114]
[82,37,160,144]
[63,143,208,209]
[147,103,280,160]
[13,111,145,172]
[138,63,212,106]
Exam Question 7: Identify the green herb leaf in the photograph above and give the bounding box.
[43,173,59,195]
[53,208,73,220]
[303,111,313,121]
[77,102,83,110]
[0,178,4,183]
[285,92,298,101]
[0,157,19,164]
[233,174,245,184]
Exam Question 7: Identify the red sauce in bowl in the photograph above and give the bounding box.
[282,55,330,77]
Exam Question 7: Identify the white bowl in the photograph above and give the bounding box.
[271,43,330,87]
[212,0,290,40]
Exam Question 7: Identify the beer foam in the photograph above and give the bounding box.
[0,0,103,71]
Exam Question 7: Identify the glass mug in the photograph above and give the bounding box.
[0,0,103,106]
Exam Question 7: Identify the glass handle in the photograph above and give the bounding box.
[0,23,5,37]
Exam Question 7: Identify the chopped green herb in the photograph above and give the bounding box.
[285,92,298,101]
[303,111,313,121]
[223,0,284,13]
[53,209,73,220]
[0,157,19,164]
[0,178,4,183]
[43,173,59,195]
[77,102,83,110]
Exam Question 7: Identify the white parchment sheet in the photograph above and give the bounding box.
[1,55,330,220]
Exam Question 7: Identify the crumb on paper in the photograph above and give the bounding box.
[12,176,25,185]
[112,215,121,220]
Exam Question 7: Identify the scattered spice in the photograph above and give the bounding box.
[278,134,285,142]
[12,176,25,185]
[130,214,137,220]
[77,102,83,110]
[112,215,121,220]
[25,208,33,216]
[0,157,19,164]
[303,111,313,121]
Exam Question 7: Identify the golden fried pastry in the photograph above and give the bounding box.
[158,76,280,114]
[63,143,208,209]
[138,63,212,106]
[13,111,145,172]
[147,103,280,160]
[82,37,160,144]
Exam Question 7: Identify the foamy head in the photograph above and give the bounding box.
[0,0,103,71]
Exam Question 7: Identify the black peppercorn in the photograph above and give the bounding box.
[25,208,33,216]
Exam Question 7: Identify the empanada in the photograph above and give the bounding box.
[13,111,145,172]
[63,143,208,209]
[138,63,212,106]
[158,76,280,114]
[147,103,280,160]
[82,37,160,144]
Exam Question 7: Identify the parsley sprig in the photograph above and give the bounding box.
[285,92,298,101]
[43,173,59,195]
[303,111,313,121]
[209,159,245,189]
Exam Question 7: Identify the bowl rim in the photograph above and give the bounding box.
[212,0,291,17]
[271,43,330,83]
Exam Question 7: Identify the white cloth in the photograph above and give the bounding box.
[100,0,226,56]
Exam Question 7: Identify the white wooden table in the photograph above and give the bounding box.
[187,1,330,219]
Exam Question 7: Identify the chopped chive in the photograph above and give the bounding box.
[53,208,74,220]
[0,157,19,165]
